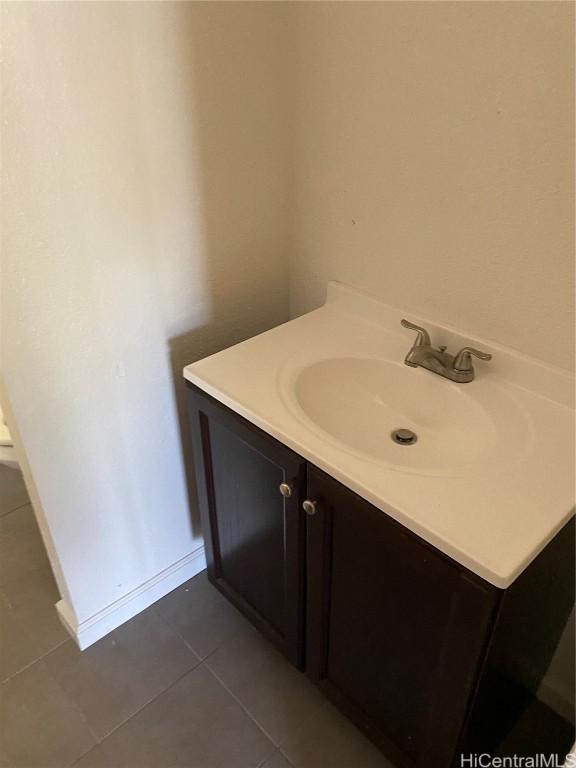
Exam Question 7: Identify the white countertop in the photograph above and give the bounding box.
[184,282,575,588]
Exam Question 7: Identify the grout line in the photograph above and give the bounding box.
[257,747,296,768]
[76,616,207,744]
[73,662,279,768]
[2,617,202,751]
[150,580,251,664]
[0,636,70,685]
[1,653,102,764]
[40,657,102,747]
[201,660,280,750]
[150,594,289,749]
[70,745,101,768]
[150,603,206,661]
[89,653,204,744]
[4,572,280,762]
[46,658,205,760]
[276,749,297,768]
[0,500,32,518]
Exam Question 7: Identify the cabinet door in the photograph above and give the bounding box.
[187,384,306,667]
[306,465,499,768]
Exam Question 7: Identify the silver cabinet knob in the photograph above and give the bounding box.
[279,483,293,498]
[303,500,317,516]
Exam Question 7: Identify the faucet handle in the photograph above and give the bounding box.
[453,346,492,372]
[401,319,431,347]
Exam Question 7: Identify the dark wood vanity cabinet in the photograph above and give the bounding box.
[187,384,306,667]
[187,383,574,767]
[305,465,499,768]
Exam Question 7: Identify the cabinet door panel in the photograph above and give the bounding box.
[188,384,306,667]
[306,465,498,768]
[209,418,288,634]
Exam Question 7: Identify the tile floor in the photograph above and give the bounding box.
[0,465,392,768]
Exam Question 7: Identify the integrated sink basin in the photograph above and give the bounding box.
[290,356,531,476]
[184,281,574,587]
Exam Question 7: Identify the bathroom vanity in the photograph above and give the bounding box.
[184,283,575,767]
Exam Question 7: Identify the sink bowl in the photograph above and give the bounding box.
[290,357,531,475]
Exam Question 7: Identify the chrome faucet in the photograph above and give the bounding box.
[401,319,492,383]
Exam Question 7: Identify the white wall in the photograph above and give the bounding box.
[1,2,292,633]
[290,1,574,371]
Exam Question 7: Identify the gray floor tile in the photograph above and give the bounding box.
[44,607,201,739]
[280,700,393,768]
[0,504,50,585]
[206,625,324,746]
[260,750,295,768]
[0,466,29,518]
[0,660,96,768]
[0,591,43,682]
[155,571,251,659]
[97,664,275,768]
[1,565,67,661]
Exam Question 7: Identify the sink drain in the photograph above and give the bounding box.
[391,428,418,446]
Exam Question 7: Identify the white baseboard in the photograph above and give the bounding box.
[56,545,206,650]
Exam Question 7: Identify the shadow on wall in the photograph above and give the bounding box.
[167,4,293,535]
[1,1,293,624]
